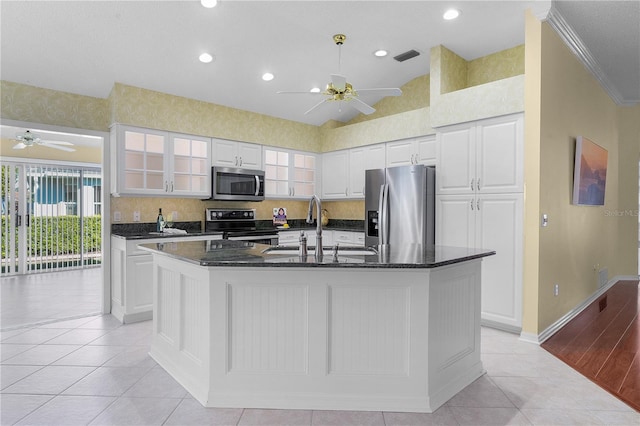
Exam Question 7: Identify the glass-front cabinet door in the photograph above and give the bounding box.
[115,126,168,195]
[112,125,211,197]
[264,148,317,199]
[169,134,210,197]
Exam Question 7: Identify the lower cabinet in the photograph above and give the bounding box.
[436,193,523,331]
[278,230,363,247]
[110,234,221,323]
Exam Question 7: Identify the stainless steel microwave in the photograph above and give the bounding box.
[211,167,265,201]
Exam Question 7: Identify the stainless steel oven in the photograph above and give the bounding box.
[211,167,264,201]
[205,208,278,245]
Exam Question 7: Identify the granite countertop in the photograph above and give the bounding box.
[138,239,495,269]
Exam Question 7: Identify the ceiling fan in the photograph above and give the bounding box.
[13,130,76,152]
[277,34,402,116]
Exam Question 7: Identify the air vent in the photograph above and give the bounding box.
[393,49,420,62]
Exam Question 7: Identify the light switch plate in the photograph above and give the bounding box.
[171,211,178,221]
[542,214,548,227]
[133,211,140,222]
[114,211,121,222]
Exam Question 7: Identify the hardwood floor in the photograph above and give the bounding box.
[542,280,640,412]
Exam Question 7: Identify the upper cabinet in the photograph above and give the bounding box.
[264,148,317,199]
[436,114,523,195]
[386,135,436,167]
[111,125,211,197]
[348,144,386,198]
[212,139,262,170]
[321,150,350,199]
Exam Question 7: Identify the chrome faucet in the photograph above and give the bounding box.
[306,194,323,259]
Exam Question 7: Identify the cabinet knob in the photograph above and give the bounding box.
[470,199,474,210]
[477,199,480,210]
[239,157,243,166]
[470,178,475,191]
[477,179,481,191]
[165,181,169,192]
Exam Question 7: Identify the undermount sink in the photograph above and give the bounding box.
[262,246,378,256]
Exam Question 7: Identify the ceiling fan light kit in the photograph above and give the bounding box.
[277,33,402,117]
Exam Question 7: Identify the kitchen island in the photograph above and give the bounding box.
[139,240,495,413]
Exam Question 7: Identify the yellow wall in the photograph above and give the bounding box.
[522,14,640,333]
[468,45,525,87]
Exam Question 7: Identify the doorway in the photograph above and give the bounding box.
[1,162,102,275]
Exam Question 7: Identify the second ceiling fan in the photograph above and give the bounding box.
[278,34,402,116]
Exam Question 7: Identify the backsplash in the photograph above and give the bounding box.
[110,197,365,226]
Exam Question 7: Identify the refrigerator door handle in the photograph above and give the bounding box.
[379,183,389,245]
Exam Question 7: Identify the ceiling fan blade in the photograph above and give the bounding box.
[41,139,74,146]
[331,74,346,91]
[276,91,323,95]
[13,142,27,149]
[304,98,329,115]
[356,88,403,97]
[41,142,76,152]
[349,98,376,115]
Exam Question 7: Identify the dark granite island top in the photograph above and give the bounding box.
[138,239,495,268]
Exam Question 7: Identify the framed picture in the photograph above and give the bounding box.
[572,136,607,206]
[273,207,287,225]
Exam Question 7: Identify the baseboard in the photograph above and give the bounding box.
[521,275,639,345]
[481,318,521,335]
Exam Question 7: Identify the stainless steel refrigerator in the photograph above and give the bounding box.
[365,165,435,247]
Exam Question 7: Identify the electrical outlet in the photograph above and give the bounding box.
[114,211,121,222]
[171,211,178,221]
[554,283,559,296]
[133,211,141,222]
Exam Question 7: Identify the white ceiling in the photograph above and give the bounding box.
[1,1,638,128]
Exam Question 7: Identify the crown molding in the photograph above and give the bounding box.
[544,4,628,105]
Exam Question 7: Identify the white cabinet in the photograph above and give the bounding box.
[264,148,317,199]
[436,193,523,330]
[169,133,211,198]
[111,125,211,198]
[348,144,386,198]
[436,114,523,195]
[435,113,524,331]
[278,230,363,247]
[212,138,262,169]
[111,234,221,323]
[386,135,436,167]
[322,150,349,198]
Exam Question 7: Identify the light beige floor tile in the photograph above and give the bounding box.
[383,406,459,425]
[88,396,181,426]
[123,366,187,398]
[101,345,157,369]
[37,316,100,329]
[520,408,605,425]
[43,328,109,345]
[164,398,244,425]
[0,344,36,362]
[1,328,69,345]
[52,345,126,367]
[491,377,586,410]
[2,365,95,395]
[450,406,533,425]
[77,315,123,330]
[447,375,516,408]
[0,365,42,390]
[3,344,82,365]
[15,395,116,426]
[589,409,640,425]
[239,408,312,425]
[62,366,149,397]
[311,410,384,426]
[0,394,53,425]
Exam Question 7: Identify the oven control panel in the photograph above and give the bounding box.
[206,208,255,221]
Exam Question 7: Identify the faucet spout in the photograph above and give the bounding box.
[306,195,323,259]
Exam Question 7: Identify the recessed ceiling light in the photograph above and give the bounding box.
[310,87,321,93]
[199,53,213,63]
[374,50,388,57]
[262,72,274,81]
[201,0,217,8]
[443,8,461,20]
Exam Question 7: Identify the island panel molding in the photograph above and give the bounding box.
[146,248,486,413]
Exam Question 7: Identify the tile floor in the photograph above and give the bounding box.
[1,315,639,425]
[1,268,102,330]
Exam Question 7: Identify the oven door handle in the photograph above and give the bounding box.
[227,235,278,241]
